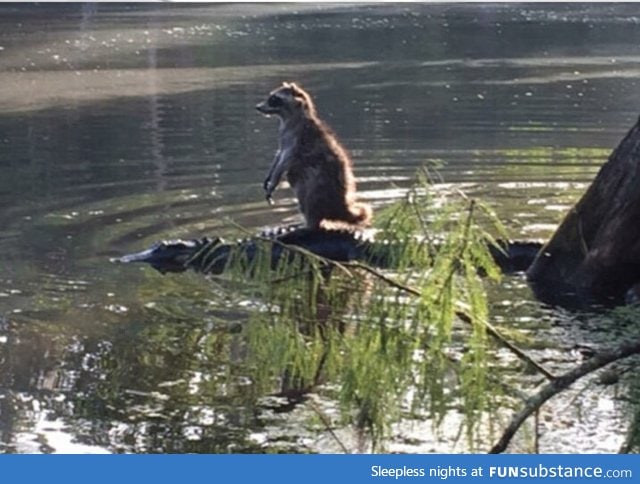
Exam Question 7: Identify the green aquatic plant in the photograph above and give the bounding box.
[203,172,508,451]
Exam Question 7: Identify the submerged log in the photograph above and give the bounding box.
[527,117,640,303]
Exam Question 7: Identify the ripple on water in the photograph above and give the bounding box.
[12,411,111,454]
[1,2,638,454]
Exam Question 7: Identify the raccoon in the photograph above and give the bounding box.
[256,82,372,229]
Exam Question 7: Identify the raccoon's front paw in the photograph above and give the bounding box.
[265,177,279,195]
[263,179,275,205]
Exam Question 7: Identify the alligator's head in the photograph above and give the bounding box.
[113,238,221,274]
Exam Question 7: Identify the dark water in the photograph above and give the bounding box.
[1,3,640,453]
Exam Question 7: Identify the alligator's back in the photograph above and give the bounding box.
[114,226,543,276]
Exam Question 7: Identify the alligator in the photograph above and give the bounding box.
[114,225,543,276]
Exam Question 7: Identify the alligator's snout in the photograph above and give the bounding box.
[114,239,213,274]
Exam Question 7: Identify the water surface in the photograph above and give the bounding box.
[1,3,640,453]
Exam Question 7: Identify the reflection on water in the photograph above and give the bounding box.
[1,3,640,453]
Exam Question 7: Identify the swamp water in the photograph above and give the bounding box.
[1,3,640,453]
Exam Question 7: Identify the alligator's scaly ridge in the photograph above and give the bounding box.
[114,226,542,276]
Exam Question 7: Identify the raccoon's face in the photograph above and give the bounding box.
[256,82,313,119]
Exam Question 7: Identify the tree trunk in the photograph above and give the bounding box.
[527,117,640,302]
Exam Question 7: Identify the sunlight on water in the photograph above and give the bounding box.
[1,3,639,453]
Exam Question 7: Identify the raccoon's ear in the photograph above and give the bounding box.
[289,82,303,94]
[289,83,314,112]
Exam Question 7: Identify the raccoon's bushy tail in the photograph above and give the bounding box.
[319,203,373,230]
[346,203,373,227]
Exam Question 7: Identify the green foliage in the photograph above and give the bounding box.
[201,172,508,451]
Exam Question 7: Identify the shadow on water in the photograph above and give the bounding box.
[1,3,640,453]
